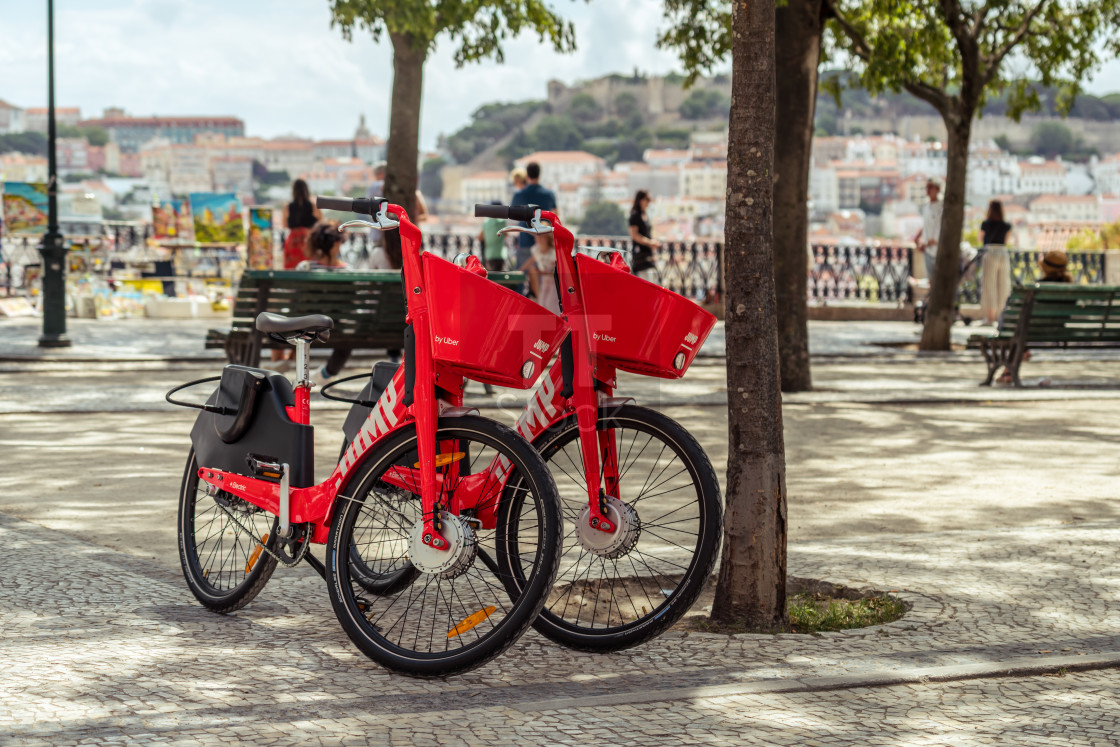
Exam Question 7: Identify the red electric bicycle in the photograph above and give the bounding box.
[168,197,567,677]
[337,204,722,651]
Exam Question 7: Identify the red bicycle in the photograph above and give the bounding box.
[339,204,722,650]
[168,197,566,677]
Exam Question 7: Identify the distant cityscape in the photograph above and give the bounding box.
[1,72,1118,250]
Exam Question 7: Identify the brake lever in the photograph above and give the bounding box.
[497,226,553,236]
[338,204,400,232]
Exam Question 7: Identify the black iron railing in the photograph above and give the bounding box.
[809,244,913,304]
[2,225,1112,309]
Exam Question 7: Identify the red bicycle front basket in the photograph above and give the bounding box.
[424,253,568,389]
[575,253,716,379]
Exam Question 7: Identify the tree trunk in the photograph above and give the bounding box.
[386,32,426,224]
[919,109,972,351]
[772,0,823,392]
[710,0,788,629]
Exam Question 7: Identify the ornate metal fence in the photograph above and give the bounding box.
[4,223,1111,311]
[809,244,913,304]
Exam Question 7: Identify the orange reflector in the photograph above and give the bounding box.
[447,605,497,638]
[414,451,466,469]
[244,533,270,573]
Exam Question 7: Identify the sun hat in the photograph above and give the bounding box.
[1041,251,1068,269]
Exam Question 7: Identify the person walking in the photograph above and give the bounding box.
[281,179,319,269]
[511,162,556,294]
[979,200,1013,325]
[478,200,507,272]
[913,179,943,279]
[628,190,660,282]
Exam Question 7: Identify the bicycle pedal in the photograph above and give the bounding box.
[246,453,284,479]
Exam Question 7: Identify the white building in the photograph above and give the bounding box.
[642,148,691,168]
[211,156,253,196]
[260,139,316,177]
[898,141,948,178]
[0,99,24,134]
[577,172,630,215]
[1017,159,1067,195]
[169,145,212,195]
[460,170,510,211]
[55,137,89,175]
[0,153,48,182]
[1029,194,1101,223]
[1090,155,1120,196]
[678,161,727,199]
[513,151,605,189]
[809,161,839,214]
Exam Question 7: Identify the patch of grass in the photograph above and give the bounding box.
[787,593,908,634]
[679,586,909,636]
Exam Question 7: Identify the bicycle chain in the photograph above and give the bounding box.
[215,500,309,569]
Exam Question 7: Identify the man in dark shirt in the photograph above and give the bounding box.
[510,162,557,291]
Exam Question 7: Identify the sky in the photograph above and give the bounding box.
[0,0,686,148]
[1,0,1119,150]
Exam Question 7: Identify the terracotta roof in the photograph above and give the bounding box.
[1019,161,1065,173]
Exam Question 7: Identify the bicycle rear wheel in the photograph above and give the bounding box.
[178,449,279,613]
[513,405,722,650]
[325,415,562,677]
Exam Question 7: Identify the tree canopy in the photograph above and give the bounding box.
[329,0,576,64]
[578,201,628,235]
[827,0,1120,123]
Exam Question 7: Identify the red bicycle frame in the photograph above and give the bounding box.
[194,206,499,551]
[474,208,715,534]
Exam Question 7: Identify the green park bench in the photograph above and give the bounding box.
[967,284,1120,386]
[206,268,524,366]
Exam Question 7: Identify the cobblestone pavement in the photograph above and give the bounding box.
[3,509,1119,745]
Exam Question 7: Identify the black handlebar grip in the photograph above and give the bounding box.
[473,204,540,222]
[317,196,386,216]
[316,196,354,212]
[508,205,538,222]
[474,204,509,219]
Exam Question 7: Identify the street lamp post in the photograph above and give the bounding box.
[38,0,70,348]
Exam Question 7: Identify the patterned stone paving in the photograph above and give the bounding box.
[4,512,1119,745]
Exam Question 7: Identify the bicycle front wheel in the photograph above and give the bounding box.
[325,415,562,677]
[518,404,722,651]
[178,449,279,613]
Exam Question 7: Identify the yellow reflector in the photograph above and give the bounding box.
[414,451,466,469]
[244,533,270,573]
[447,605,497,638]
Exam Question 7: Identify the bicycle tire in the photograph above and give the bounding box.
[178,449,279,613]
[325,415,562,677]
[339,437,421,596]
[516,405,722,651]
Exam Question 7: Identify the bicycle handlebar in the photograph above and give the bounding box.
[474,204,539,222]
[317,196,387,216]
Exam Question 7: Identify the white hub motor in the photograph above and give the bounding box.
[408,510,477,579]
